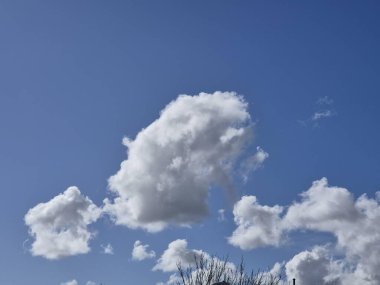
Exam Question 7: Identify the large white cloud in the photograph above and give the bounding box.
[104,92,253,232]
[284,178,380,284]
[25,187,102,260]
[229,178,380,284]
[132,240,156,261]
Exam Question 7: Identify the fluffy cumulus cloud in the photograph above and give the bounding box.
[284,178,361,233]
[153,239,208,272]
[229,178,380,284]
[25,187,102,260]
[132,240,156,261]
[228,195,284,249]
[154,239,238,285]
[284,178,380,284]
[104,92,253,232]
[282,244,377,285]
[285,246,341,285]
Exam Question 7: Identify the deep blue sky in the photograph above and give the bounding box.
[1,1,380,284]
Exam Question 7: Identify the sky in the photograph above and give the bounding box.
[1,1,380,284]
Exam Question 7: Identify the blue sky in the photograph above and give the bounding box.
[1,1,380,284]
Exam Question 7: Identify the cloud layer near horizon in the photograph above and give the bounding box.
[104,92,253,232]
[229,178,380,284]
[25,187,101,259]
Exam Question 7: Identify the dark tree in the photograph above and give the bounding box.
[176,254,282,285]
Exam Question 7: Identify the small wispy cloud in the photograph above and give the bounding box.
[299,96,336,126]
[217,209,226,222]
[317,96,334,105]
[101,243,114,255]
[312,110,335,121]
[22,239,30,253]
[240,146,269,182]
[228,177,380,284]
[61,280,78,285]
[61,280,98,285]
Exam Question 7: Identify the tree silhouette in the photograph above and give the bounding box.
[176,254,282,285]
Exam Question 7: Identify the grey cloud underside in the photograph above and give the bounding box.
[104,92,254,232]
[285,246,342,285]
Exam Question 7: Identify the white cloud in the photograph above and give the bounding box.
[154,240,237,285]
[25,187,102,260]
[156,274,181,285]
[317,96,334,105]
[217,209,226,222]
[229,178,380,284]
[132,240,156,261]
[153,239,208,272]
[240,146,269,182]
[299,96,336,126]
[267,262,284,277]
[312,96,336,122]
[284,177,359,231]
[283,178,380,283]
[101,243,114,255]
[61,280,78,285]
[228,195,284,249]
[60,280,98,285]
[282,244,379,285]
[285,246,341,285]
[104,92,252,232]
[312,110,334,121]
